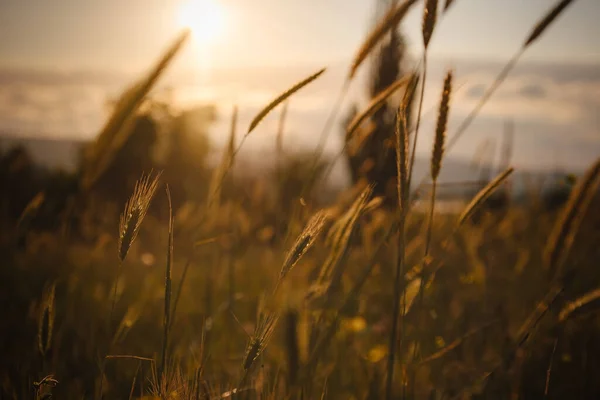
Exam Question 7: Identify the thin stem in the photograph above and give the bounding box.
[409,180,437,394]
[160,186,174,378]
[169,260,190,332]
[283,80,350,245]
[545,336,559,397]
[408,53,428,197]
[385,217,406,400]
[98,260,123,399]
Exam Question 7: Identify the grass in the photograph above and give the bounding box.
[1,0,597,399]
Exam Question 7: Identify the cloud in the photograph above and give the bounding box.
[0,59,598,173]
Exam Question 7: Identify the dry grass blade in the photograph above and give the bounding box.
[422,0,438,49]
[457,167,514,227]
[414,320,497,365]
[431,71,452,181]
[38,282,56,356]
[247,68,326,134]
[524,0,574,47]
[118,170,162,262]
[401,278,421,316]
[315,185,374,296]
[346,76,411,141]
[544,157,600,277]
[559,287,600,322]
[349,0,418,79]
[279,209,328,283]
[82,29,190,189]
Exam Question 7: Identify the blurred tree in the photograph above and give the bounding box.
[161,104,215,208]
[343,0,415,208]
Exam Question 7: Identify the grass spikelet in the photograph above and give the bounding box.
[524,0,574,47]
[431,70,452,181]
[247,68,326,134]
[279,209,328,284]
[422,0,438,49]
[118,170,162,262]
[395,105,409,216]
[82,29,190,189]
[544,157,600,278]
[316,185,373,293]
[243,311,279,371]
[37,282,56,357]
[404,72,421,192]
[346,76,411,140]
[349,0,418,79]
[457,167,515,227]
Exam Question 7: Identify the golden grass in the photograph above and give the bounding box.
[247,68,326,134]
[544,157,600,278]
[457,167,515,227]
[524,0,575,47]
[422,0,439,49]
[118,170,162,262]
[430,70,452,181]
[346,75,411,140]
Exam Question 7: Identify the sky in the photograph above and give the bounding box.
[0,0,599,175]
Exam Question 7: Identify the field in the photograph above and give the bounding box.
[2,0,600,399]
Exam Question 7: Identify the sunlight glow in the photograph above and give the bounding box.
[177,0,226,46]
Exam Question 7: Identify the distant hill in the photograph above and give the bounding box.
[0,134,88,172]
[0,133,579,201]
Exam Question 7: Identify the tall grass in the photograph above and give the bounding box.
[2,1,593,399]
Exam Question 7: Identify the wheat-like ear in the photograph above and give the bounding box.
[315,185,374,295]
[278,209,328,284]
[242,311,279,371]
[395,106,409,216]
[544,157,600,278]
[524,0,574,47]
[431,71,452,181]
[346,76,411,140]
[37,282,56,357]
[118,170,162,262]
[349,0,418,79]
[422,0,439,49]
[248,68,325,134]
[457,167,515,227]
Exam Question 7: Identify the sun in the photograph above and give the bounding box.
[177,0,226,46]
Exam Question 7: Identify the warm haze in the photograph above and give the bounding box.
[0,0,599,172]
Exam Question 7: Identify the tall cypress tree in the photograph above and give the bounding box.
[343,0,414,207]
